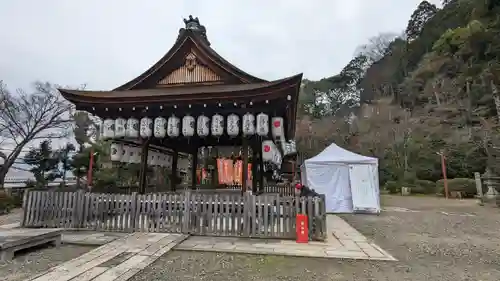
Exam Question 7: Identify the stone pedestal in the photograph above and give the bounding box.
[484,169,498,199]
[401,187,411,196]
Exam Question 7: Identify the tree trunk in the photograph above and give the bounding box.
[0,170,6,189]
[433,80,441,106]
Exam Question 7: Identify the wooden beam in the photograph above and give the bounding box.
[191,146,198,190]
[258,138,264,194]
[138,139,150,194]
[252,140,258,193]
[171,149,178,191]
[242,137,248,194]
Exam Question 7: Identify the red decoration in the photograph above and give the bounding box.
[296,214,309,243]
[295,183,303,189]
[273,120,281,127]
[263,145,271,152]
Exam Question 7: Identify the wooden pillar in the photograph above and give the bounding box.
[203,147,209,185]
[171,149,178,191]
[252,140,258,193]
[191,146,198,189]
[258,139,264,194]
[138,140,150,194]
[242,138,248,194]
[212,147,219,185]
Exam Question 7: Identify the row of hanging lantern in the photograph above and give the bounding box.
[101,113,285,140]
[109,143,173,168]
[109,143,191,173]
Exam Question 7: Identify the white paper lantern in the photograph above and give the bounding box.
[262,140,275,162]
[165,154,171,167]
[154,117,167,138]
[211,114,224,137]
[110,143,122,162]
[157,152,164,167]
[140,117,153,138]
[102,119,115,139]
[120,145,130,163]
[282,140,297,156]
[272,148,282,166]
[115,118,126,138]
[182,115,195,137]
[256,113,269,136]
[242,113,255,136]
[150,151,157,166]
[130,146,141,164]
[271,117,284,139]
[178,158,189,173]
[165,155,172,169]
[167,115,180,137]
[147,150,154,165]
[153,153,161,167]
[131,147,141,164]
[126,118,140,138]
[197,115,210,137]
[227,114,240,137]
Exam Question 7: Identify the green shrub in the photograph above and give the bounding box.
[436,178,478,197]
[383,180,400,194]
[411,179,437,194]
[403,171,417,185]
[0,191,18,214]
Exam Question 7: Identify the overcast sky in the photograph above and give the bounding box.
[1,0,441,179]
[0,0,440,91]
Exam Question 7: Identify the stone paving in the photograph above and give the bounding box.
[175,215,396,261]
[24,232,188,281]
[58,215,396,261]
[63,232,128,246]
[1,215,395,264]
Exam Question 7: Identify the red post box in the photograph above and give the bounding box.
[296,214,309,243]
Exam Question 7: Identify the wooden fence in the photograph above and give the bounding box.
[21,190,327,241]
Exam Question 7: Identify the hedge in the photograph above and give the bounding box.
[383,179,438,195]
[0,191,21,214]
[436,178,485,197]
[411,179,438,194]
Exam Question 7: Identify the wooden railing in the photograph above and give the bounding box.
[21,190,327,241]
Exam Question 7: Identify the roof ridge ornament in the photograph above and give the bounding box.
[178,15,210,45]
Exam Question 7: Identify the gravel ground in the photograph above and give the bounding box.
[129,195,500,281]
[0,208,22,226]
[0,244,95,281]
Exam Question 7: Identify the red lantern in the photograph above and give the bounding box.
[264,145,270,152]
[273,120,281,127]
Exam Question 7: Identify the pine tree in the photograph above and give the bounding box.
[405,1,439,41]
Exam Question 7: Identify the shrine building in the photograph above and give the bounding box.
[59,16,301,194]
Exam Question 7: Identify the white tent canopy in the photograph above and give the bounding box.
[301,143,380,214]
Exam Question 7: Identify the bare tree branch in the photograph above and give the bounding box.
[0,81,73,187]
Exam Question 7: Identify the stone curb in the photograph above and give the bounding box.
[174,244,398,261]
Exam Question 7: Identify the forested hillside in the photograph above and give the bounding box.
[296,0,500,187]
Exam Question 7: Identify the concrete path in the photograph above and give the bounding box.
[175,215,396,261]
[24,233,188,281]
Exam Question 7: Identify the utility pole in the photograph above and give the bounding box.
[437,150,448,199]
